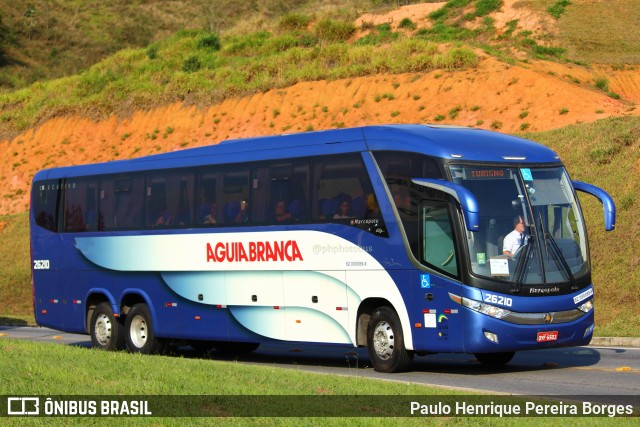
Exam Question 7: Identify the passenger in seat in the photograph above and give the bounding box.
[272,200,292,223]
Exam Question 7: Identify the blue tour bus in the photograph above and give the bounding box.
[30,124,615,372]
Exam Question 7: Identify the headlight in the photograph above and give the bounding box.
[460,297,511,319]
[577,299,593,313]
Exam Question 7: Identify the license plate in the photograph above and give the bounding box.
[537,331,559,342]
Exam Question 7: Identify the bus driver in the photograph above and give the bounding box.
[503,215,526,258]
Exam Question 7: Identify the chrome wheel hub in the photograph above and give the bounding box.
[372,320,394,360]
[129,315,148,349]
[94,314,112,346]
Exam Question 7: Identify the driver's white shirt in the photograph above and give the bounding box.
[503,229,524,255]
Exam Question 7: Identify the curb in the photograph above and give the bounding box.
[589,337,640,348]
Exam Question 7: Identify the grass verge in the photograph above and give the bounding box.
[0,339,636,425]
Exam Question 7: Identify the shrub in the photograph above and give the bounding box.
[589,146,620,164]
[532,44,565,57]
[435,47,478,69]
[314,19,355,43]
[182,56,201,72]
[146,45,158,60]
[548,0,572,19]
[595,77,609,91]
[279,13,312,31]
[475,0,502,17]
[197,34,221,51]
[398,18,416,30]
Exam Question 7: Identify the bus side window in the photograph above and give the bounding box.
[311,154,385,235]
[146,173,195,228]
[313,154,365,221]
[63,179,99,232]
[101,177,144,230]
[198,172,219,225]
[174,176,194,226]
[290,162,309,222]
[147,178,170,227]
[222,167,250,225]
[33,179,62,232]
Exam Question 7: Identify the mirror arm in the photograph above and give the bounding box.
[412,178,480,232]
[572,180,616,231]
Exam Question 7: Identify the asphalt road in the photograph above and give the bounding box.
[2,325,639,407]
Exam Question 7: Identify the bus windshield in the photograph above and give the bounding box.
[449,165,588,286]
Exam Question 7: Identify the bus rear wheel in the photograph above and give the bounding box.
[366,306,413,373]
[90,302,125,351]
[475,351,515,367]
[125,303,165,354]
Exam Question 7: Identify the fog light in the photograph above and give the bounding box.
[584,323,594,338]
[484,331,499,344]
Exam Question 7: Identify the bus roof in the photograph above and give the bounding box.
[35,124,561,180]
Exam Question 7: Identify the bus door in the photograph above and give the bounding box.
[410,199,463,352]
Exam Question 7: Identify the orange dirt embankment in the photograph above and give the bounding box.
[0,55,637,216]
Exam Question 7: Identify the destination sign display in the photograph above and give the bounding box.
[463,168,513,180]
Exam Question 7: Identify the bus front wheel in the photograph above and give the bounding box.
[125,304,164,354]
[366,306,413,373]
[475,351,515,367]
[90,302,125,351]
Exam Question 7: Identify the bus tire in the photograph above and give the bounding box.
[90,302,125,351]
[475,351,515,367]
[366,306,413,373]
[125,303,164,354]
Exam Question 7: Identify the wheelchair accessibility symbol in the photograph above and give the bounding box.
[421,274,431,288]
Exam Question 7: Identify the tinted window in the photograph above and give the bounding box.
[32,179,62,232]
[100,176,145,230]
[253,161,310,225]
[63,179,99,232]
[146,173,194,227]
[312,154,385,236]
[222,167,250,224]
[374,151,443,249]
[198,171,220,226]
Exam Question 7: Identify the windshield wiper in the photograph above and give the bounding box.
[511,234,533,294]
[536,212,576,289]
[544,230,578,290]
[538,212,550,261]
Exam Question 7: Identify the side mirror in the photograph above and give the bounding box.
[412,178,480,232]
[572,180,616,231]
